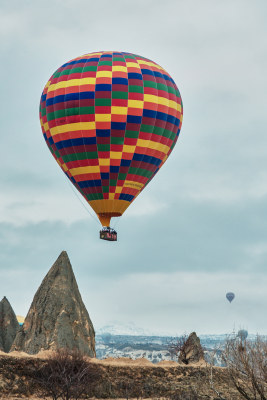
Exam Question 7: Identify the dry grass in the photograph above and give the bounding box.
[0,351,243,399]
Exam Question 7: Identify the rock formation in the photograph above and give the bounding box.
[0,297,19,352]
[11,251,95,356]
[178,332,204,364]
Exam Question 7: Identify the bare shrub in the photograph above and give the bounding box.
[221,335,267,400]
[33,348,100,400]
[168,333,188,362]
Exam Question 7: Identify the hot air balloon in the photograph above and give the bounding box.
[226,292,235,303]
[237,329,248,341]
[40,51,183,240]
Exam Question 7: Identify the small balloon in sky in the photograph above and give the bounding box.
[237,329,248,341]
[226,292,235,303]
[39,51,183,241]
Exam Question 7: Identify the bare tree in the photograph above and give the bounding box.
[168,333,188,362]
[33,348,100,400]
[221,335,267,400]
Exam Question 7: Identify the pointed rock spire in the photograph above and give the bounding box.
[11,251,95,356]
[0,296,19,352]
[178,332,205,364]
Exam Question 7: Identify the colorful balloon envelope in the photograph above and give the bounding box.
[40,51,183,228]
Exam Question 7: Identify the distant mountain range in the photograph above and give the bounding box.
[95,321,237,338]
[96,322,156,336]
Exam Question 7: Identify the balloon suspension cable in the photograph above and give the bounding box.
[113,215,121,229]
[66,179,101,226]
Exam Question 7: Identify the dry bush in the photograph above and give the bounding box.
[32,348,100,400]
[211,335,267,400]
[168,334,188,363]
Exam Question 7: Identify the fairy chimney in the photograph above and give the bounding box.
[178,332,205,364]
[11,251,95,356]
[0,297,19,352]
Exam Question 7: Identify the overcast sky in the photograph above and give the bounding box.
[0,0,267,335]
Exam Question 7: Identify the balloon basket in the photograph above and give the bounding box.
[100,227,117,241]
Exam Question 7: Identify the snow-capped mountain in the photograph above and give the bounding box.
[96,321,157,336]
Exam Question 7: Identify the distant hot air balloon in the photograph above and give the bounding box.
[226,292,235,303]
[40,51,183,240]
[237,329,248,341]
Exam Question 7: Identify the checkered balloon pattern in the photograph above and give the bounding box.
[40,51,183,226]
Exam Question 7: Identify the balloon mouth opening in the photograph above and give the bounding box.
[98,212,121,227]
